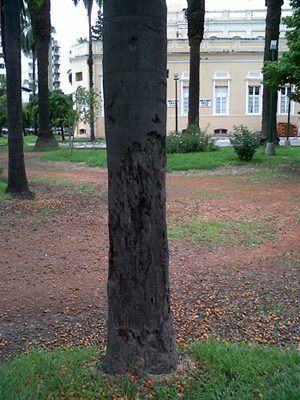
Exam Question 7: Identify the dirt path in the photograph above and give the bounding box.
[0,149,300,360]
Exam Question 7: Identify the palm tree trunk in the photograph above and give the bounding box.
[260,0,283,145]
[3,0,33,199]
[29,0,58,148]
[187,0,205,128]
[88,5,95,142]
[103,0,177,374]
[188,41,200,126]
[32,47,38,136]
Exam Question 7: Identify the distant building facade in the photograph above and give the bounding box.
[69,5,299,138]
[21,39,62,102]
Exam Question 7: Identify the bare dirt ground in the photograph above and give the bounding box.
[0,148,300,360]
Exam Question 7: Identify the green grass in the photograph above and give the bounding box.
[1,341,299,399]
[37,146,300,172]
[39,148,108,167]
[168,218,277,247]
[2,136,300,172]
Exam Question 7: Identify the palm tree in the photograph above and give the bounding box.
[187,0,205,127]
[260,0,284,145]
[3,0,33,199]
[28,0,58,147]
[103,0,177,374]
[73,0,102,141]
[21,8,38,135]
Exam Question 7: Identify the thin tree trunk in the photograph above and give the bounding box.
[189,41,200,126]
[187,0,205,128]
[29,0,58,148]
[88,6,95,142]
[103,0,177,375]
[3,0,33,199]
[260,0,283,145]
[32,47,38,136]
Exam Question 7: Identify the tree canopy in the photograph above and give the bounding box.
[262,0,300,102]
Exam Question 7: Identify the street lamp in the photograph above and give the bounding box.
[174,72,179,132]
[265,40,277,155]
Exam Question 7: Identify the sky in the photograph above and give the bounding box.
[50,0,291,94]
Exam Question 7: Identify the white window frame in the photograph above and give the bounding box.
[245,71,263,115]
[247,86,261,114]
[213,71,230,115]
[180,71,189,116]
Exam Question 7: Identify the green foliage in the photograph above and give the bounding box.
[0,342,299,399]
[92,10,103,41]
[49,90,77,129]
[75,87,101,128]
[262,0,300,102]
[0,94,7,132]
[166,124,217,154]
[229,125,259,162]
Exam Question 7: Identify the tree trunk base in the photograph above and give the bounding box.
[98,350,192,377]
[35,135,59,148]
[5,188,34,200]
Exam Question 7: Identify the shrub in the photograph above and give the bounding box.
[166,124,217,154]
[229,125,259,162]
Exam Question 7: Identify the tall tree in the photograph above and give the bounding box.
[262,0,300,102]
[92,9,103,41]
[260,0,283,145]
[2,0,33,199]
[73,0,102,141]
[103,0,178,374]
[187,0,205,127]
[21,8,38,135]
[28,0,58,147]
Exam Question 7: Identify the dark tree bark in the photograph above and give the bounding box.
[29,0,58,148]
[260,0,283,145]
[3,0,33,199]
[187,0,205,127]
[103,0,177,375]
[87,3,95,142]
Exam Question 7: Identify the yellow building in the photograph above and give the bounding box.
[69,5,298,138]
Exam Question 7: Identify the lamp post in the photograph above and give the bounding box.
[265,40,277,155]
[174,72,179,132]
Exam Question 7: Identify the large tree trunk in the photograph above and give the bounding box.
[187,0,205,127]
[88,5,95,142]
[3,0,33,199]
[29,0,58,148]
[260,0,283,145]
[103,0,177,375]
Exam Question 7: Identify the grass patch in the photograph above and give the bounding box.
[38,148,107,167]
[1,341,299,399]
[166,146,300,172]
[168,218,276,247]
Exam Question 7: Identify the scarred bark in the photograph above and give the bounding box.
[3,0,33,199]
[103,0,177,374]
[260,0,283,145]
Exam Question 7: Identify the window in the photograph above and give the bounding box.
[280,86,291,114]
[213,72,230,115]
[75,72,83,82]
[215,87,228,114]
[183,86,189,116]
[248,86,260,114]
[214,128,228,135]
[0,63,5,69]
